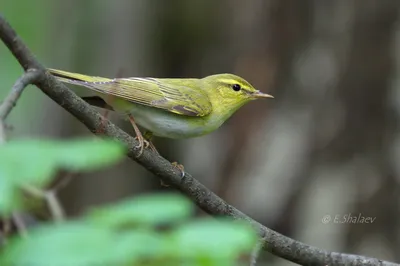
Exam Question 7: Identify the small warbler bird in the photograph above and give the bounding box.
[48,69,273,158]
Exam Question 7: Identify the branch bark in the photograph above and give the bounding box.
[0,13,397,266]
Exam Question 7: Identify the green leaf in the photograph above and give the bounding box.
[0,138,125,215]
[0,164,21,215]
[88,193,193,228]
[0,140,59,185]
[0,138,125,185]
[56,138,126,171]
[171,218,258,260]
[0,222,131,266]
[0,149,53,215]
[0,222,172,266]
[113,230,166,262]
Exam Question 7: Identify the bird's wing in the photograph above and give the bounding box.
[100,78,212,116]
[48,68,212,117]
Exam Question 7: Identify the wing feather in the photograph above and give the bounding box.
[49,69,212,117]
[97,78,212,116]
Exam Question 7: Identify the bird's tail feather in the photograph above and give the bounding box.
[47,68,112,88]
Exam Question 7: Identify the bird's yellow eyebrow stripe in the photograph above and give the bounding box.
[218,78,252,91]
[218,78,239,84]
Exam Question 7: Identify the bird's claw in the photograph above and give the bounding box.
[159,162,185,187]
[171,162,185,178]
[134,137,150,157]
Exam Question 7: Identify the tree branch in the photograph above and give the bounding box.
[0,69,40,121]
[0,70,40,142]
[0,13,397,266]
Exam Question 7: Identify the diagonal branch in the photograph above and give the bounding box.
[0,13,398,266]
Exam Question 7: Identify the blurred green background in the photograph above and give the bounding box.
[2,0,400,265]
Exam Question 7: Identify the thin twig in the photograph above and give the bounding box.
[0,69,40,121]
[51,172,74,193]
[21,184,45,198]
[11,213,29,238]
[0,70,39,142]
[0,13,398,266]
[44,191,65,222]
[0,122,5,144]
[21,185,65,221]
[2,218,11,236]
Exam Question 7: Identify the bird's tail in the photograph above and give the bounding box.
[47,68,112,88]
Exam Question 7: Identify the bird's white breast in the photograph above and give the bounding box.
[116,102,223,139]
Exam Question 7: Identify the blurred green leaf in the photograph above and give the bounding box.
[113,230,166,262]
[0,222,171,266]
[171,219,257,261]
[0,222,130,266]
[0,148,54,215]
[88,193,193,228]
[0,138,125,215]
[0,138,125,185]
[0,164,21,215]
[0,140,59,185]
[0,138,124,184]
[56,138,126,171]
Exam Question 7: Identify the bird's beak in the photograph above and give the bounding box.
[251,90,274,99]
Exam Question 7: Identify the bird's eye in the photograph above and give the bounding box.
[232,84,241,91]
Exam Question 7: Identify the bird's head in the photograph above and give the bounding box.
[201,74,273,117]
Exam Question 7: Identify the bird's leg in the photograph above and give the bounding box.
[143,131,159,154]
[128,114,149,157]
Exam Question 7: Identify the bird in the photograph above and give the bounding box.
[48,69,273,162]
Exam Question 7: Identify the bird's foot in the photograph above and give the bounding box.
[133,136,150,157]
[127,115,159,157]
[128,114,148,157]
[143,131,159,155]
[171,162,185,178]
[160,162,185,187]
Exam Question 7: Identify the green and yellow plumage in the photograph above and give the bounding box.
[48,68,273,139]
